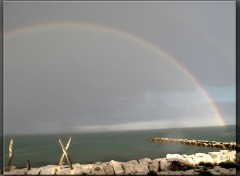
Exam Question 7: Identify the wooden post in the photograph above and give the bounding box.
[6,139,14,171]
[59,139,73,170]
[59,137,71,165]
[26,160,30,171]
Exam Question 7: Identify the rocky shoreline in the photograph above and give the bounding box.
[149,138,236,150]
[4,150,236,175]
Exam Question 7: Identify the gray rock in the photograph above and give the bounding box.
[109,160,124,175]
[92,165,105,175]
[70,167,84,175]
[160,158,171,171]
[27,168,41,175]
[168,171,184,175]
[166,154,183,162]
[4,168,28,175]
[149,160,160,172]
[103,164,114,175]
[218,168,230,175]
[56,168,70,175]
[134,162,149,175]
[40,165,58,175]
[122,162,135,174]
[139,158,152,164]
[208,169,220,175]
[81,164,94,174]
[127,160,139,165]
[158,171,170,175]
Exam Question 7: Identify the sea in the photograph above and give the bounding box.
[4,125,235,168]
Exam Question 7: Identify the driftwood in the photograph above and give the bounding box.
[59,137,71,165]
[6,139,14,171]
[59,139,73,170]
[27,160,30,171]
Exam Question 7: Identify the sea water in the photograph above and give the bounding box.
[4,125,235,167]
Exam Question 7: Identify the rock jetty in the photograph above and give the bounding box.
[149,137,236,150]
[4,150,236,175]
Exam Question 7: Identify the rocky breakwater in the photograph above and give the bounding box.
[4,150,236,175]
[149,137,236,150]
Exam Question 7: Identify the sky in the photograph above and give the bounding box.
[4,1,235,134]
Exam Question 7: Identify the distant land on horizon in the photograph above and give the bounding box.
[4,124,235,136]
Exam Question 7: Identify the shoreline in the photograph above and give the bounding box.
[4,150,236,175]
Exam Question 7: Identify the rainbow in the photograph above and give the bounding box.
[4,21,226,126]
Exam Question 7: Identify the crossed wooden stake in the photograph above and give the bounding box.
[6,139,14,171]
[58,137,73,170]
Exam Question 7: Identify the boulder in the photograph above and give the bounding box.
[193,153,214,165]
[70,167,84,175]
[4,168,28,175]
[122,162,135,174]
[92,165,105,175]
[109,160,124,175]
[158,171,170,175]
[166,154,183,161]
[127,160,139,165]
[72,163,81,169]
[208,169,220,175]
[180,156,195,166]
[40,165,58,175]
[56,168,70,175]
[134,162,149,175]
[81,164,94,174]
[208,152,228,164]
[139,158,152,164]
[148,160,160,172]
[183,169,196,175]
[218,168,231,175]
[27,168,41,175]
[168,171,184,175]
[103,164,114,175]
[160,158,171,171]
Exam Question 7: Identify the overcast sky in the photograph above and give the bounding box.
[4,1,235,134]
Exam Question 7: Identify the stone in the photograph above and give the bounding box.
[40,165,58,175]
[214,166,221,172]
[4,168,28,175]
[218,168,231,175]
[193,153,214,165]
[27,168,41,175]
[81,164,94,174]
[72,163,81,169]
[148,160,160,172]
[103,164,114,175]
[100,162,108,168]
[139,158,152,164]
[208,152,228,164]
[208,169,220,175]
[166,154,183,161]
[109,160,124,175]
[70,167,84,175]
[180,156,195,166]
[160,158,171,171]
[92,165,105,175]
[229,168,236,175]
[127,160,139,165]
[183,169,196,175]
[158,171,170,175]
[168,171,184,175]
[122,162,135,174]
[56,168,70,175]
[134,162,149,175]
